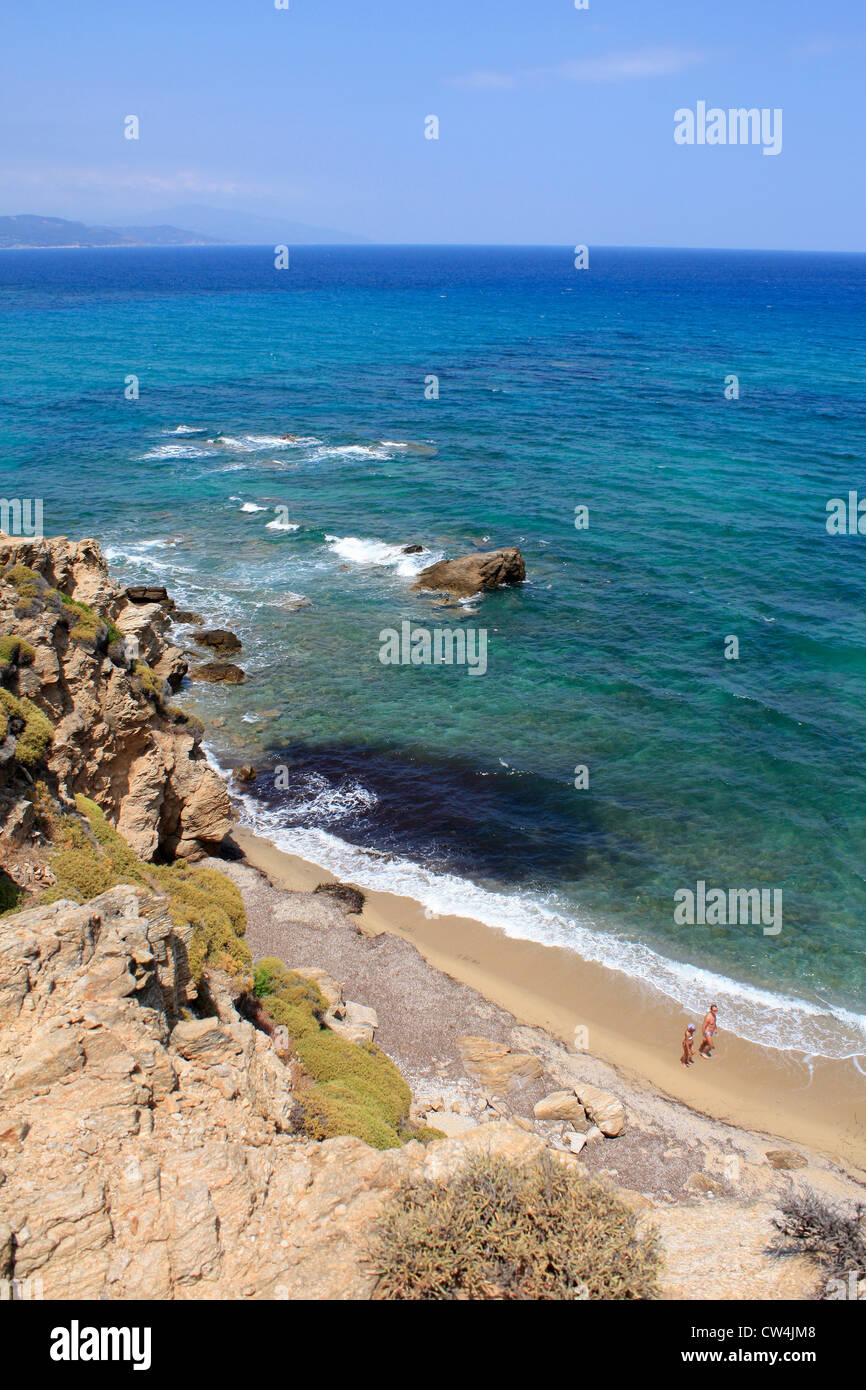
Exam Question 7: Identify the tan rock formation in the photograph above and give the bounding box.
[575,1083,626,1137]
[457,1035,543,1091]
[533,1090,586,1122]
[412,547,526,599]
[0,886,553,1300]
[0,535,231,860]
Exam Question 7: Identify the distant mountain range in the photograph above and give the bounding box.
[130,204,366,246]
[0,215,223,248]
[0,209,366,249]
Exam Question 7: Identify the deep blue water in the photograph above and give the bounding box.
[2,244,865,1056]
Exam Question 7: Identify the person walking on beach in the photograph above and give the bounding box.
[698,1004,718,1058]
[681,1023,696,1066]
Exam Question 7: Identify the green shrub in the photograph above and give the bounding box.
[399,1125,446,1145]
[253,961,281,997]
[0,870,24,916]
[255,958,325,1009]
[150,861,250,985]
[164,705,205,738]
[262,995,321,1039]
[51,591,122,645]
[292,1030,412,1148]
[2,564,42,601]
[0,688,53,766]
[41,795,251,988]
[0,634,36,673]
[56,591,100,641]
[133,661,165,698]
[299,1085,402,1150]
[369,1152,662,1300]
[253,961,414,1150]
[40,796,145,903]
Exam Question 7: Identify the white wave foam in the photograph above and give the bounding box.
[324,534,440,577]
[265,515,300,531]
[224,776,866,1062]
[140,444,215,461]
[212,433,320,452]
[233,771,378,826]
[310,443,391,462]
[240,502,267,513]
[102,541,193,575]
[168,425,206,435]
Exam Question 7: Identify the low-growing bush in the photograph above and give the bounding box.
[0,634,36,674]
[263,995,321,1040]
[294,1030,410,1129]
[164,705,205,738]
[133,661,165,698]
[299,1084,405,1150]
[0,688,53,766]
[2,563,42,601]
[0,869,24,916]
[254,963,415,1149]
[769,1188,866,1295]
[57,591,101,641]
[254,957,325,1010]
[150,861,250,984]
[41,795,251,986]
[369,1152,662,1300]
[52,591,123,646]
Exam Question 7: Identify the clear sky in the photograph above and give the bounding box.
[1,0,864,249]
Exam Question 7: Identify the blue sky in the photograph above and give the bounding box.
[1,0,864,248]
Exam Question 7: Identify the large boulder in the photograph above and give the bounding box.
[412,547,525,599]
[328,1000,378,1045]
[533,1090,585,1122]
[575,1083,626,1137]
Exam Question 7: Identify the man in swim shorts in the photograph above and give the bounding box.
[698,1003,718,1057]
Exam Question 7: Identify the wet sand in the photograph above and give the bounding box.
[233,826,866,1176]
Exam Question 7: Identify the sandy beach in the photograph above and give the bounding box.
[232,825,866,1177]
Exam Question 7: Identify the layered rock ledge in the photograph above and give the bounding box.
[0,536,231,860]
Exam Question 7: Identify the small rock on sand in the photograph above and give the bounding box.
[765,1150,808,1171]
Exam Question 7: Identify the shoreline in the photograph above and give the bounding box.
[232,825,866,1176]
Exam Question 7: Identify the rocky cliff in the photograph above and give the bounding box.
[0,882,547,1299]
[0,535,231,869]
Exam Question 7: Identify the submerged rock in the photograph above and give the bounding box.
[188,662,245,684]
[412,547,525,599]
[193,628,242,654]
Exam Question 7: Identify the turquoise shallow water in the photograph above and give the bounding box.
[1,245,865,1056]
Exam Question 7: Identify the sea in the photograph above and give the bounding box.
[1,243,865,1060]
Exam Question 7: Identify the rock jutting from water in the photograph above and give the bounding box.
[412,547,526,599]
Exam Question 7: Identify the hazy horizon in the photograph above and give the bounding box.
[2,0,865,253]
